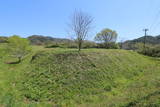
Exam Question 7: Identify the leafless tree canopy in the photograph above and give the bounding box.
[69,10,93,51]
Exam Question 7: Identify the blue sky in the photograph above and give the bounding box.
[0,0,160,41]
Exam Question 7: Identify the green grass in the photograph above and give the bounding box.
[0,44,160,107]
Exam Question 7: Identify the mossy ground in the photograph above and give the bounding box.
[0,44,160,107]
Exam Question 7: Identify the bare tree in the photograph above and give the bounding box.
[69,10,93,51]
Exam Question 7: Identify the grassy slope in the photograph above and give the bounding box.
[0,45,52,107]
[0,44,160,107]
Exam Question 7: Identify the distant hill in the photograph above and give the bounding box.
[122,35,160,50]
[28,35,72,45]
[0,35,72,45]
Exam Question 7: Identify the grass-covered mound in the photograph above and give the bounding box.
[20,49,160,106]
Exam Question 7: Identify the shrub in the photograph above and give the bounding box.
[45,43,60,48]
[45,41,120,49]
[5,35,31,63]
[135,43,160,57]
[82,41,97,48]
[59,42,77,48]
[97,42,119,49]
[0,36,8,43]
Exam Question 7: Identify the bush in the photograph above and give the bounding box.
[0,37,8,43]
[97,42,119,49]
[45,41,120,49]
[45,42,78,49]
[45,43,60,48]
[135,43,160,57]
[5,35,31,63]
[82,41,97,48]
[59,42,77,48]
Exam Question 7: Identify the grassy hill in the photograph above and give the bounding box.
[0,44,160,107]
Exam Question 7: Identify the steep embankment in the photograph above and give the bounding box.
[19,49,160,106]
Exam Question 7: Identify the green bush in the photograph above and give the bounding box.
[0,37,8,43]
[45,43,60,48]
[135,43,160,57]
[45,41,120,49]
[82,41,97,48]
[5,35,31,63]
[97,42,119,49]
[59,42,77,48]
[45,42,77,49]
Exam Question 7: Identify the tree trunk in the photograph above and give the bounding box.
[78,41,82,51]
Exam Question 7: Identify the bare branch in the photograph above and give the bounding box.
[69,10,93,51]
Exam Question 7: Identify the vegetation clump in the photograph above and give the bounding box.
[135,43,160,57]
[5,35,31,63]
